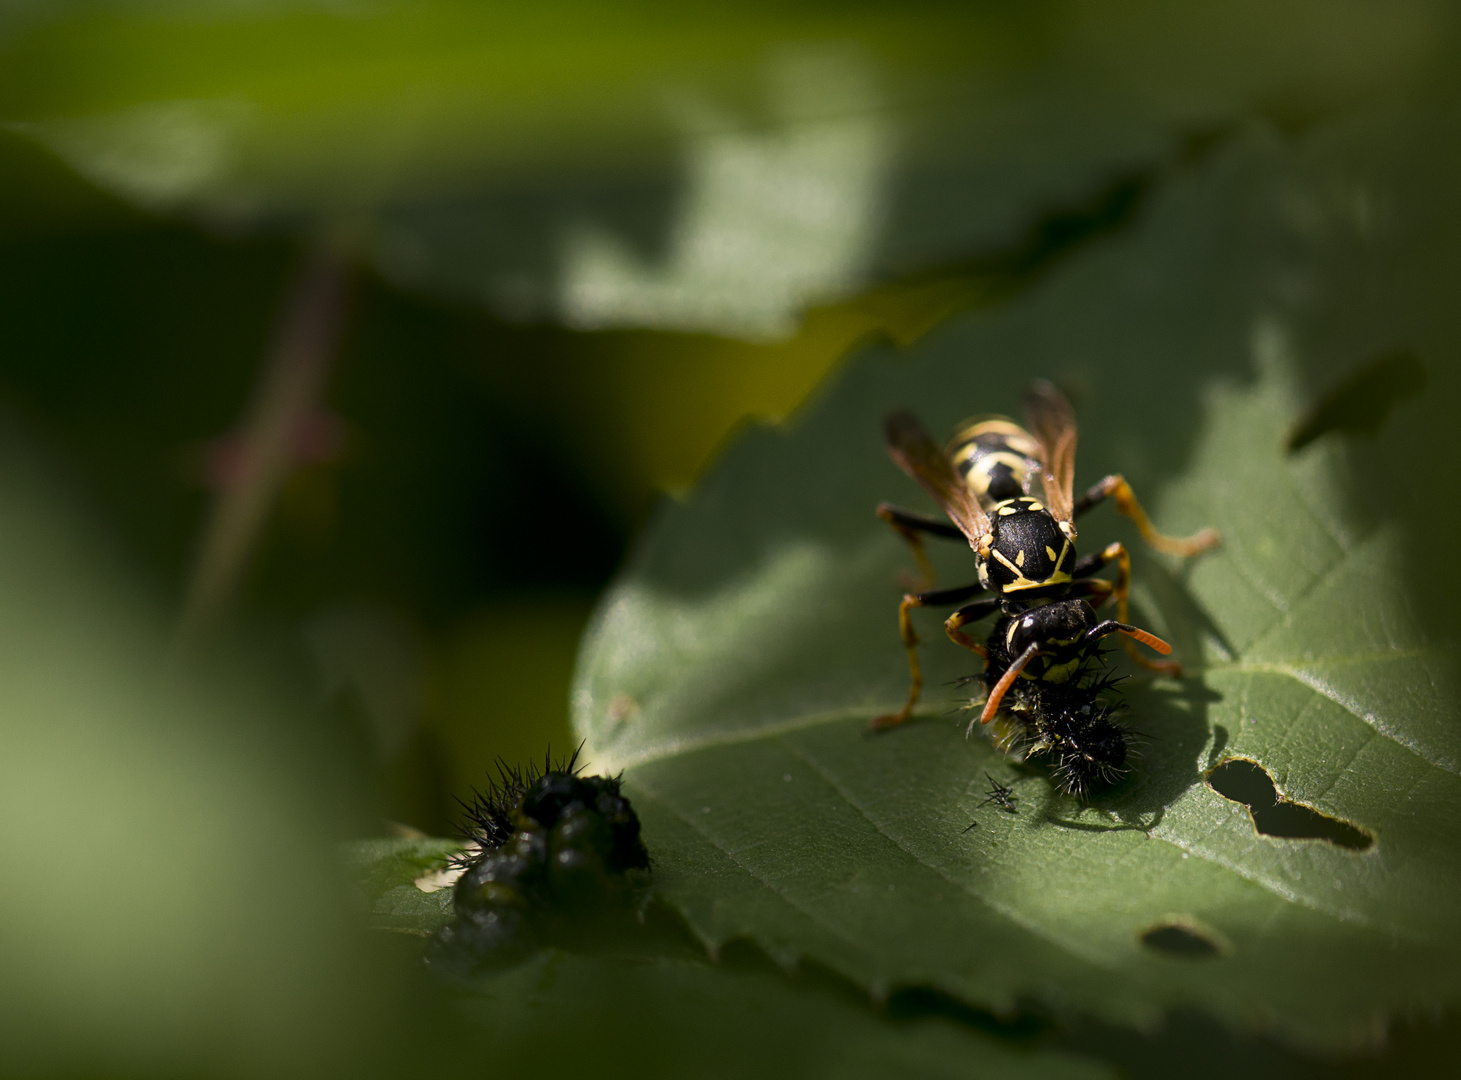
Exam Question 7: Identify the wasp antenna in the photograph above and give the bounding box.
[1117,624,1172,654]
[972,643,1041,733]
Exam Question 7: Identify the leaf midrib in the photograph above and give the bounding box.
[611,671,1417,934]
[599,645,1447,773]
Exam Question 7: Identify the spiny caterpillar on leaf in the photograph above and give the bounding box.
[427,748,650,973]
[971,625,1134,799]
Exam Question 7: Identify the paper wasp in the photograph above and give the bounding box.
[873,380,1217,732]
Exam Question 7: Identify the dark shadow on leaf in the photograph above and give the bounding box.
[871,168,1155,312]
[1132,554,1237,668]
[1206,723,1230,771]
[887,977,1461,1080]
[1286,349,1426,453]
[1061,1005,1461,1080]
[1095,679,1219,824]
[850,942,1461,1080]
[472,888,1461,1079]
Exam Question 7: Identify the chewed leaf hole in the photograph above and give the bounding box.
[1286,348,1426,452]
[1206,759,1374,851]
[1140,922,1222,959]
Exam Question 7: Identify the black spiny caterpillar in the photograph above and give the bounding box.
[428,749,649,972]
[975,619,1134,799]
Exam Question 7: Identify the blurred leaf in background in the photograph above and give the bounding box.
[0,418,436,1078]
[4,0,1449,336]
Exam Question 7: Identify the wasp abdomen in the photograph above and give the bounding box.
[948,418,1042,509]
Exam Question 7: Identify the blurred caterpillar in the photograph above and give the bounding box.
[427,749,649,972]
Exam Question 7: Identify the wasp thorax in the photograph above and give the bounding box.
[983,498,1076,597]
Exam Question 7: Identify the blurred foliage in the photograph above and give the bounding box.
[5,0,1452,335]
[0,0,1457,1076]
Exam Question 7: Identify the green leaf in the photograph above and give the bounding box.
[349,831,1115,1077]
[342,837,460,936]
[572,102,1461,1050]
[448,948,1117,1080]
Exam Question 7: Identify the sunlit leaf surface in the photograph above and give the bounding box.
[573,101,1461,1048]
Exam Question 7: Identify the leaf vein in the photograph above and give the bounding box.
[590,706,892,773]
[1240,528,1377,654]
[1206,659,1459,776]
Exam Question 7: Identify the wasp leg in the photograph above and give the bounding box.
[1069,549,1117,580]
[877,502,966,587]
[1066,576,1115,608]
[1073,541,1181,676]
[1072,475,1219,556]
[876,503,966,541]
[872,582,990,731]
[944,597,1001,657]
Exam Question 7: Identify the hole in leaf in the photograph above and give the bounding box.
[1140,923,1222,959]
[1206,759,1373,850]
[1286,349,1427,452]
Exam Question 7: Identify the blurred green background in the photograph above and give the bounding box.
[0,0,1455,1075]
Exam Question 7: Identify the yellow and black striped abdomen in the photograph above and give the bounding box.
[947,417,1043,510]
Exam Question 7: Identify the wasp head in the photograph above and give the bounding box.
[1006,599,1095,655]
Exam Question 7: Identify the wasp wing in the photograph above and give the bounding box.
[1023,380,1078,523]
[882,410,989,546]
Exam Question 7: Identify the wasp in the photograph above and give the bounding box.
[872,380,1217,732]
